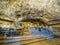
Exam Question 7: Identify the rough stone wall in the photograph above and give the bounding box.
[0,0,60,35]
[0,0,60,22]
[29,0,60,12]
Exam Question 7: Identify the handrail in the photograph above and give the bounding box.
[4,36,46,45]
[0,35,46,44]
[5,35,44,39]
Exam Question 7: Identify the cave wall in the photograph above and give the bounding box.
[0,0,60,17]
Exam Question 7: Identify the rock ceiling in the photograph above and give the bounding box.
[0,0,60,25]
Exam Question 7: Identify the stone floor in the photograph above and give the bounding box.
[0,36,60,45]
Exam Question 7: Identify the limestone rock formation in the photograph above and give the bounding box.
[0,0,60,23]
[0,0,60,36]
